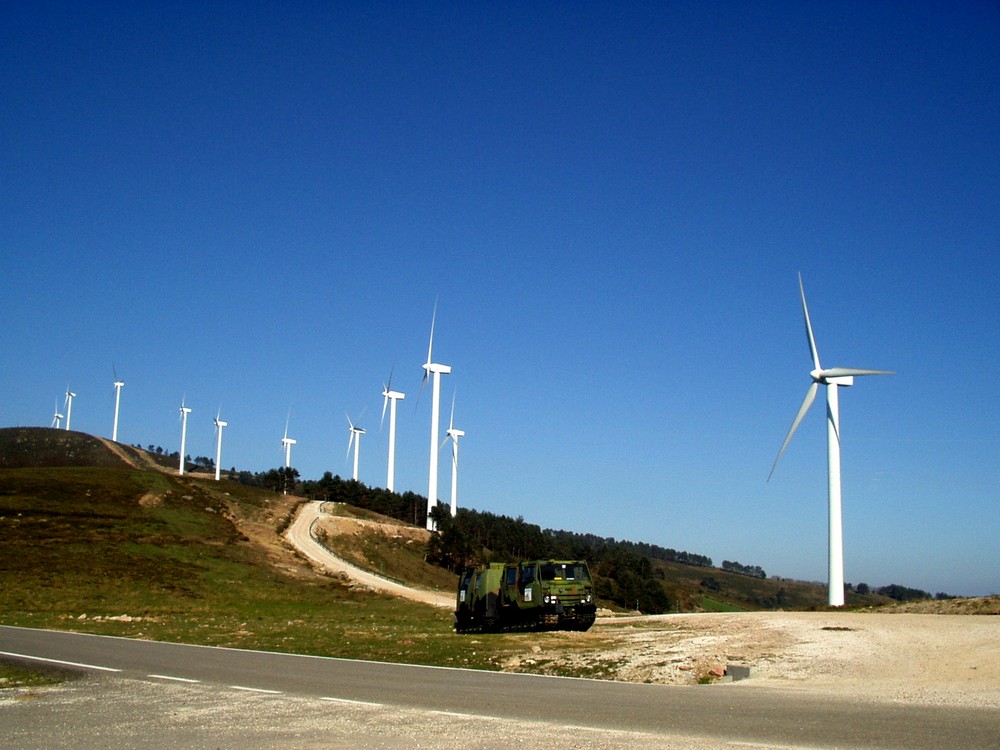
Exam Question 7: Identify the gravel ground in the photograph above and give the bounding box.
[519,610,1000,708]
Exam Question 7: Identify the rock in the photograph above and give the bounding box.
[726,664,752,681]
[708,665,725,678]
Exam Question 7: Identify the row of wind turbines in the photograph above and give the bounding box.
[51,372,125,439]
[58,304,469,528]
[47,280,890,606]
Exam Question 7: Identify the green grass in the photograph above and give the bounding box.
[699,597,747,612]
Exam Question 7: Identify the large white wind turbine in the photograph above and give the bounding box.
[51,399,64,429]
[768,273,893,607]
[213,410,227,481]
[64,388,76,431]
[381,366,405,492]
[346,411,366,482]
[441,392,465,519]
[179,399,192,476]
[111,367,125,442]
[421,301,451,531]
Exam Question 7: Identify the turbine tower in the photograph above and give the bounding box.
[768,273,893,607]
[421,301,451,531]
[442,392,465,518]
[178,399,192,476]
[213,410,227,481]
[51,399,64,429]
[347,411,366,482]
[381,366,405,492]
[64,388,76,431]
[111,368,125,442]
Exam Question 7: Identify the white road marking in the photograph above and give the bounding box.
[148,674,200,683]
[0,650,122,673]
[429,710,472,718]
[320,696,383,707]
[230,685,282,694]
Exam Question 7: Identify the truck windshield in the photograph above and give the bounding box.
[539,563,590,582]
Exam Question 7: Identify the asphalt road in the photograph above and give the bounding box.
[2,625,998,749]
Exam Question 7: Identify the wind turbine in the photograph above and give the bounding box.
[213,409,227,481]
[64,388,76,431]
[768,273,893,607]
[111,367,125,442]
[281,415,296,495]
[346,411,366,482]
[178,399,192,476]
[381,366,405,492]
[51,399,64,429]
[421,301,451,531]
[441,392,465,518]
[281,415,296,468]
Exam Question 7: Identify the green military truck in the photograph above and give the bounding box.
[454,560,597,632]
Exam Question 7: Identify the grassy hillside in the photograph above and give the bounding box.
[0,428,515,670]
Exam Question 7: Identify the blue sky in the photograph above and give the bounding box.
[3,2,997,596]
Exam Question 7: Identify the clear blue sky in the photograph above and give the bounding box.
[3,2,997,596]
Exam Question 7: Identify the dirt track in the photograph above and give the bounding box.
[284,501,452,608]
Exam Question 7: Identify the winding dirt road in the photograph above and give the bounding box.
[283,500,453,609]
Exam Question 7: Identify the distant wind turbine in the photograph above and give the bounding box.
[213,409,227,481]
[346,410,366,482]
[768,273,893,607]
[441,392,465,518]
[179,398,192,476]
[64,388,76,431]
[381,366,405,492]
[421,300,451,531]
[111,366,125,442]
[281,414,296,495]
[51,399,64,429]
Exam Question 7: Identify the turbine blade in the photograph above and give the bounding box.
[822,367,895,378]
[448,391,456,431]
[381,394,389,429]
[798,273,822,371]
[426,299,437,367]
[768,381,819,482]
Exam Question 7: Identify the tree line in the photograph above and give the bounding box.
[721,560,767,579]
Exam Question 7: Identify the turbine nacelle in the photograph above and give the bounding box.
[423,362,452,376]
